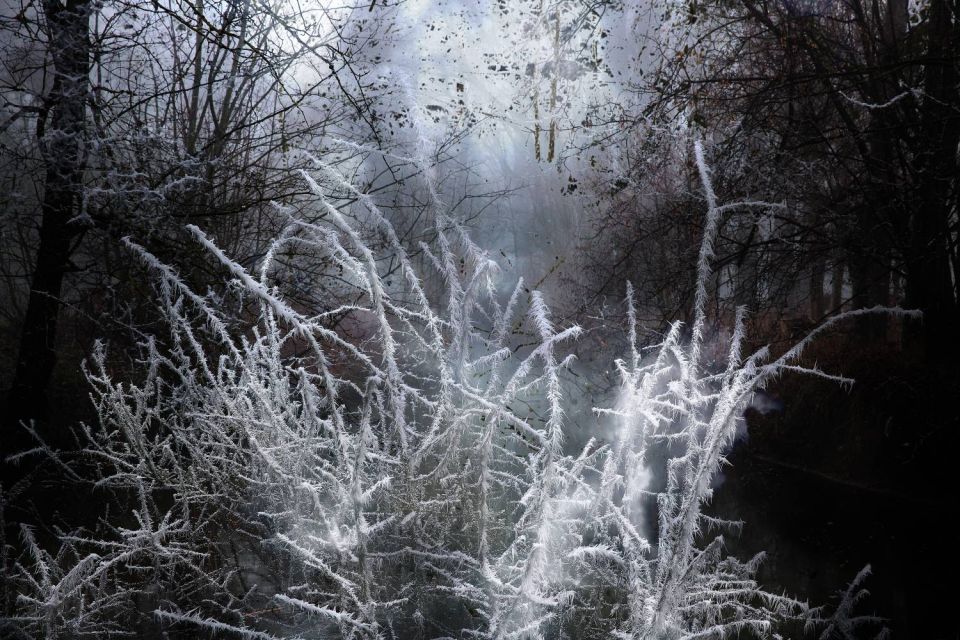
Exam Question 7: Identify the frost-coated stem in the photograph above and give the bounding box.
[689,140,720,377]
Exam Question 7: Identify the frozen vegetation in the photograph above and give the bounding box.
[1,144,907,639]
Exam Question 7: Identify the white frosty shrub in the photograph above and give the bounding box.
[3,144,915,639]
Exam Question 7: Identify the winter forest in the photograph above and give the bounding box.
[0,0,958,637]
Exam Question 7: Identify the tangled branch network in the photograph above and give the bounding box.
[4,143,912,639]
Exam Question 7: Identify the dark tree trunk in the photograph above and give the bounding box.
[808,256,825,322]
[5,0,90,454]
[849,242,891,339]
[906,0,960,354]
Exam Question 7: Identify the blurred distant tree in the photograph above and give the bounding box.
[479,0,623,163]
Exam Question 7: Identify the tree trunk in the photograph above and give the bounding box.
[5,0,90,451]
[830,257,845,312]
[808,256,825,321]
[849,245,890,339]
[906,0,959,354]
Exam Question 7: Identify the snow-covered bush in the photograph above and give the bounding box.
[3,144,912,639]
